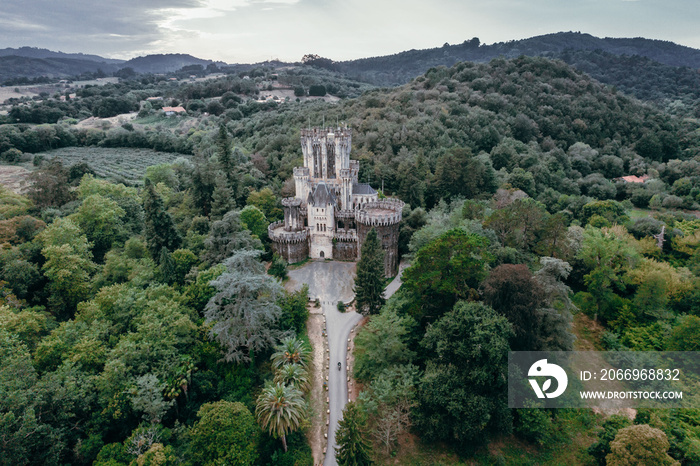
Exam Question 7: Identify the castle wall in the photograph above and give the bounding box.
[332,238,357,261]
[308,204,335,259]
[268,222,309,263]
[272,239,309,264]
[357,222,401,277]
[355,199,405,277]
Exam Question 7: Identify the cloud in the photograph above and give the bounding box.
[0,0,202,55]
[0,0,698,63]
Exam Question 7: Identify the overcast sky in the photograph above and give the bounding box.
[1,0,698,63]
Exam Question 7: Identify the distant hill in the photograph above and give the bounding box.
[121,54,222,74]
[0,46,124,65]
[336,32,700,86]
[0,49,224,81]
[0,56,120,83]
[557,48,700,105]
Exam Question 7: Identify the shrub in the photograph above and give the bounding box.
[268,254,288,280]
[308,84,326,96]
[1,148,22,163]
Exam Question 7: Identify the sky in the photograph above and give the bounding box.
[1,0,699,63]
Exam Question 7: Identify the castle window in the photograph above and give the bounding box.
[313,144,321,178]
[327,143,336,178]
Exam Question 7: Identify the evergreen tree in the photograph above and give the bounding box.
[157,247,177,285]
[143,179,181,260]
[205,250,285,363]
[191,155,217,217]
[355,228,385,315]
[203,210,262,265]
[210,174,235,220]
[217,124,233,176]
[336,402,374,466]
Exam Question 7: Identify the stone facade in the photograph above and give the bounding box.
[268,127,404,276]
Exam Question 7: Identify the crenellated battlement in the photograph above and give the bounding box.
[334,229,357,242]
[355,199,405,226]
[268,222,308,243]
[300,126,352,139]
[335,209,356,219]
[281,197,302,207]
[293,167,310,177]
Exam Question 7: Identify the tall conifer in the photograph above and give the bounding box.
[355,228,385,315]
[143,178,181,260]
[210,174,235,220]
[335,402,374,466]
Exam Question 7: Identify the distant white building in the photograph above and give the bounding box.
[162,106,186,116]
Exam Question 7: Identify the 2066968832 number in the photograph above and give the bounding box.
[600,368,680,381]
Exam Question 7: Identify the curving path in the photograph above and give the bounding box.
[286,260,408,465]
[286,261,360,466]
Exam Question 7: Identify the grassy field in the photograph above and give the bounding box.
[38,147,190,185]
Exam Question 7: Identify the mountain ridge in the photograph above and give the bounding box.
[0,46,124,65]
[334,32,700,86]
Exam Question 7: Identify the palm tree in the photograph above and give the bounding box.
[273,363,311,393]
[255,381,306,452]
[271,336,310,370]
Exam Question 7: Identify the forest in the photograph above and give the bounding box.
[1,51,700,465]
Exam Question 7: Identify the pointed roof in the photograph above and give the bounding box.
[309,182,336,207]
[352,183,376,195]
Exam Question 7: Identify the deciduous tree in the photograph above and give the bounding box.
[353,308,415,384]
[415,301,513,453]
[402,229,491,324]
[482,264,544,350]
[359,364,419,454]
[37,218,95,318]
[188,401,260,466]
[607,424,679,466]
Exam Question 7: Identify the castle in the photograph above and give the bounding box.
[268,127,404,277]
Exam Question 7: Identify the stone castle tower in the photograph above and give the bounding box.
[269,127,404,277]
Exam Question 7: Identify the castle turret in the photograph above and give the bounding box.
[282,197,303,231]
[356,199,405,277]
[300,127,352,180]
[293,166,310,201]
[339,168,352,211]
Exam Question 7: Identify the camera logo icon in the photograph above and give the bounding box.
[528,359,568,399]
